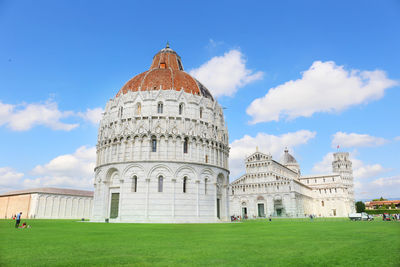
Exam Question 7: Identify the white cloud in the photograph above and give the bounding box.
[190,49,263,97]
[332,132,388,148]
[78,107,103,124]
[395,136,400,141]
[352,160,387,179]
[0,167,24,192]
[311,153,334,174]
[0,146,96,194]
[229,130,316,179]
[311,152,387,179]
[0,100,78,131]
[311,152,391,200]
[356,176,400,199]
[247,61,398,124]
[28,146,96,189]
[0,99,104,131]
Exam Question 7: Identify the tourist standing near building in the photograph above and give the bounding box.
[15,212,22,228]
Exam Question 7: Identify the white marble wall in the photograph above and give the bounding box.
[31,193,92,219]
[92,162,229,223]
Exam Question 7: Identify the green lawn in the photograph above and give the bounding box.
[0,218,399,266]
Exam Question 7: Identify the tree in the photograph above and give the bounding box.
[355,201,365,213]
[390,203,396,209]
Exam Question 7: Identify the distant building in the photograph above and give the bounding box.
[229,149,355,218]
[365,200,400,210]
[0,188,93,219]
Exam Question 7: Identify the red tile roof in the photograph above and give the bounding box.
[116,45,213,101]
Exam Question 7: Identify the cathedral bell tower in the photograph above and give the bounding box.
[332,152,354,206]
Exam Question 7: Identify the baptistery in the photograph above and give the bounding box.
[91,44,230,223]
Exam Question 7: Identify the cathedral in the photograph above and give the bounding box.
[91,44,230,223]
[229,149,355,218]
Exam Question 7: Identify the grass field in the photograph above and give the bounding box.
[0,218,399,266]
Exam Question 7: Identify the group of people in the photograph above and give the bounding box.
[383,213,400,221]
[13,212,31,229]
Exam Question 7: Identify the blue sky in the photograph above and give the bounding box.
[0,0,399,199]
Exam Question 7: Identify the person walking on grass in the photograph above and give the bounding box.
[15,212,22,228]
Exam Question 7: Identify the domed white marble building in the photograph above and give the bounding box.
[91,44,230,223]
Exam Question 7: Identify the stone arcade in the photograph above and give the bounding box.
[229,149,355,218]
[91,45,230,223]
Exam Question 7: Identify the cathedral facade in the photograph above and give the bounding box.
[91,45,230,223]
[229,149,355,218]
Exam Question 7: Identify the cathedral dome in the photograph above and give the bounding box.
[116,43,214,101]
[281,148,298,165]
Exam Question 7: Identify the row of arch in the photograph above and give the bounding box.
[96,135,229,169]
[99,132,228,150]
[231,181,292,195]
[97,164,228,186]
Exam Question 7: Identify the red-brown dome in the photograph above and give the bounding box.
[116,44,214,101]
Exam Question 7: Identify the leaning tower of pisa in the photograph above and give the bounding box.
[332,152,355,211]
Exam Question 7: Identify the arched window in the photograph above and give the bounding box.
[199,107,203,119]
[157,102,163,114]
[204,179,207,194]
[183,176,187,193]
[118,106,123,118]
[136,103,141,115]
[321,201,325,207]
[183,137,188,154]
[179,103,184,115]
[158,176,163,192]
[132,176,137,192]
[151,137,157,152]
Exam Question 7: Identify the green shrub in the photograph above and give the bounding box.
[365,209,400,215]
[355,201,365,213]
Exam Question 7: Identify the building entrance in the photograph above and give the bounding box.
[110,193,120,219]
[276,208,282,216]
[258,203,265,217]
[242,207,247,218]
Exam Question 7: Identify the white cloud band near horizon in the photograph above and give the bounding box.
[247,61,398,124]
[190,49,263,97]
[0,146,96,193]
[1,143,398,199]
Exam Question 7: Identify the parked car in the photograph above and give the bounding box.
[349,212,373,221]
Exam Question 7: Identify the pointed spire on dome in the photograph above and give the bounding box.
[166,41,170,49]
